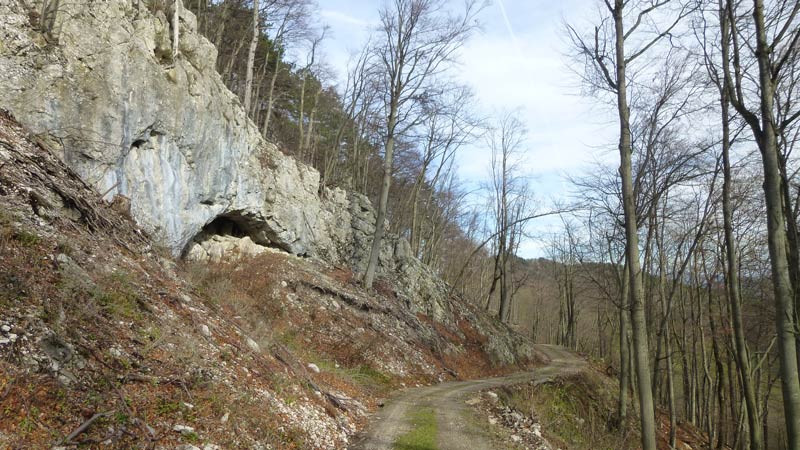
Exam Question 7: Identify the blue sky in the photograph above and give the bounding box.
[314,0,617,256]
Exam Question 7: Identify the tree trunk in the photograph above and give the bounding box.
[751,1,800,446]
[658,231,676,448]
[718,3,763,445]
[499,248,510,322]
[172,0,181,58]
[40,0,60,38]
[618,260,630,430]
[251,49,270,120]
[364,95,398,288]
[262,56,281,136]
[212,1,231,53]
[221,37,246,87]
[243,0,259,114]
[612,1,657,447]
[298,71,307,160]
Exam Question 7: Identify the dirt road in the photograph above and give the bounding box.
[349,344,584,450]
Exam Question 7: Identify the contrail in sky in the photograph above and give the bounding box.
[496,0,518,42]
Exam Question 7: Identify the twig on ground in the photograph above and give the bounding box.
[61,411,113,444]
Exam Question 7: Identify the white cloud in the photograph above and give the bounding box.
[320,9,374,28]
[456,30,615,175]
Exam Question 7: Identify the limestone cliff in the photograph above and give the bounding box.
[0,0,398,270]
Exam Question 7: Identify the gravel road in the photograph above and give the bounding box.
[349,344,584,450]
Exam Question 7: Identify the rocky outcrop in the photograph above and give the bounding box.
[0,0,401,269]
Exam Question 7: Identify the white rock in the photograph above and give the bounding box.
[486,391,498,400]
[307,363,320,374]
[172,424,195,434]
[1,325,10,332]
[220,412,230,423]
[183,402,195,409]
[246,338,260,352]
[280,280,288,288]
[200,324,211,337]
[0,338,10,345]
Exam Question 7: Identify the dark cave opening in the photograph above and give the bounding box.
[202,216,249,239]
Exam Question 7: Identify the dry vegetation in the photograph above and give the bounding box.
[487,367,710,450]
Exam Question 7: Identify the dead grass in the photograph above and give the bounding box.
[182,254,402,398]
[0,215,528,449]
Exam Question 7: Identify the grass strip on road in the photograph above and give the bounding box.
[393,407,438,450]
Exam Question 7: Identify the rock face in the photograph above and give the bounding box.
[0,0,397,270]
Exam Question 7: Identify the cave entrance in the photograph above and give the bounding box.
[202,216,249,239]
[182,213,274,261]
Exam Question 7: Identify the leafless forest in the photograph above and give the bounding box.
[134,0,800,448]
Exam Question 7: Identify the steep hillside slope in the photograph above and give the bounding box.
[0,111,534,448]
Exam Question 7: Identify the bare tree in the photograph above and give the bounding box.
[567,1,695,448]
[407,87,479,257]
[696,1,764,446]
[262,0,315,134]
[719,0,800,445]
[362,0,481,288]
[243,0,260,113]
[297,29,329,162]
[483,112,533,322]
[39,0,60,40]
[547,218,580,350]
